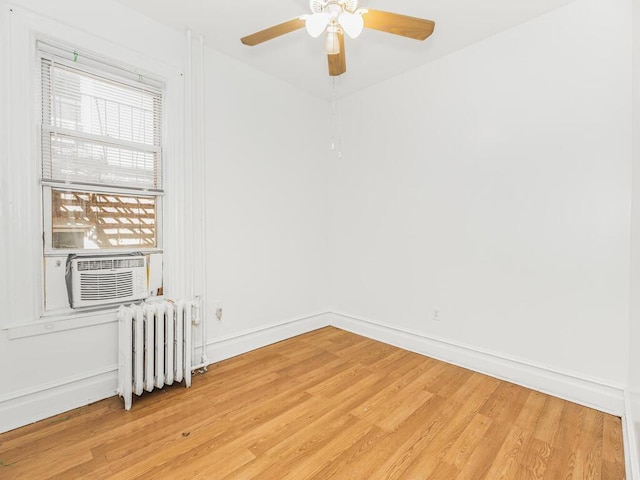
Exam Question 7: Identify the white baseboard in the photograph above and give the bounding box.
[625,390,640,479]
[0,310,626,437]
[328,312,625,416]
[0,367,118,434]
[0,312,331,434]
[200,312,331,365]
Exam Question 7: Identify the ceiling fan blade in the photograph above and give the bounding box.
[241,18,306,46]
[362,9,435,41]
[328,34,346,77]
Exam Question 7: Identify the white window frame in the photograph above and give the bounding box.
[38,40,165,258]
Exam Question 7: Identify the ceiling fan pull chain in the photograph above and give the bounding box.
[337,87,342,159]
[331,76,337,152]
[337,77,342,159]
[331,76,343,159]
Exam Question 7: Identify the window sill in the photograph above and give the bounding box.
[5,309,118,340]
[43,248,163,257]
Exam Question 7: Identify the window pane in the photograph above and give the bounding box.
[51,189,157,249]
[41,57,163,190]
[46,133,159,189]
[48,62,160,146]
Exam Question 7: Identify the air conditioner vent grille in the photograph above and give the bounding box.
[79,271,134,301]
[77,258,145,271]
[70,254,148,308]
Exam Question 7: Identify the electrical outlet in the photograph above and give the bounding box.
[213,300,223,321]
[432,309,440,322]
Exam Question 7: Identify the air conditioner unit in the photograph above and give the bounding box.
[69,255,149,308]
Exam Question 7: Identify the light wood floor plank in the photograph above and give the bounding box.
[389,376,504,480]
[443,413,494,469]
[456,418,513,480]
[306,425,388,479]
[0,327,625,479]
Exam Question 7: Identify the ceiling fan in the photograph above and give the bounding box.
[240,0,435,77]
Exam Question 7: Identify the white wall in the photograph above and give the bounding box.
[628,0,640,474]
[0,0,329,432]
[329,0,632,389]
[202,48,329,341]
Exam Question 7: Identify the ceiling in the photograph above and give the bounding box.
[116,0,577,100]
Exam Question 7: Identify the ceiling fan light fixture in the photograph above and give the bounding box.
[343,0,359,13]
[241,2,436,78]
[338,11,364,38]
[309,0,326,14]
[303,12,332,38]
[324,29,341,55]
[327,3,343,19]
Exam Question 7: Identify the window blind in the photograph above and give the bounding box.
[40,51,163,192]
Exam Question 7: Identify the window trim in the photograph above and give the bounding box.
[38,39,165,92]
[2,7,186,327]
[39,39,165,257]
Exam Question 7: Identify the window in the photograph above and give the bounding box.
[50,189,157,249]
[39,42,164,253]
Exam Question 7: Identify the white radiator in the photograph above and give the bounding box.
[117,300,194,410]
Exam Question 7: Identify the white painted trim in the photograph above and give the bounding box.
[0,312,331,434]
[197,312,332,365]
[5,310,118,339]
[0,365,117,404]
[0,310,627,436]
[328,312,625,416]
[0,367,117,434]
[625,390,640,479]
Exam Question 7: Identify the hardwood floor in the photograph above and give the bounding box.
[0,327,625,479]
